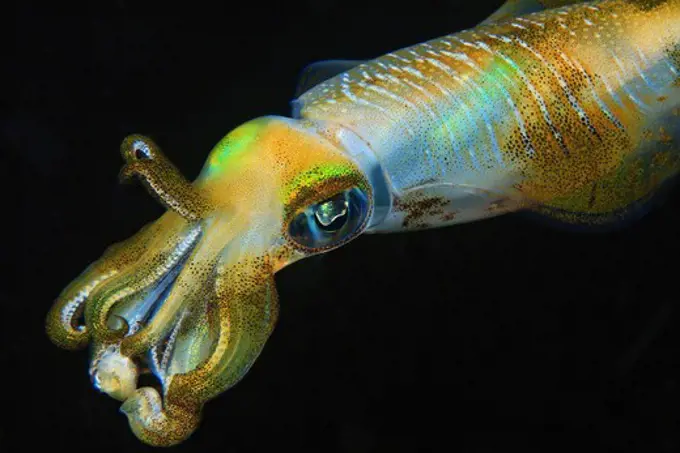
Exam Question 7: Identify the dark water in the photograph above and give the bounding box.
[5,2,680,452]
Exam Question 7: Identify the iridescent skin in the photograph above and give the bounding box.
[46,0,679,446]
[299,0,680,230]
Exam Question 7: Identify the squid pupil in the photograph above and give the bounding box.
[314,194,349,232]
[132,140,151,160]
[135,147,150,160]
[288,186,368,250]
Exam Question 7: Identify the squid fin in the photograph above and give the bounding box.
[293,59,366,98]
[481,0,588,25]
[526,148,680,232]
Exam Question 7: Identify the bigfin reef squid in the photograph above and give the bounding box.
[46,0,680,446]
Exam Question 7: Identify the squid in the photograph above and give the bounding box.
[46,0,680,446]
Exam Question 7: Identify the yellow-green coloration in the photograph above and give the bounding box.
[202,119,264,180]
[46,0,680,447]
[46,116,372,446]
[281,162,370,222]
[536,148,680,225]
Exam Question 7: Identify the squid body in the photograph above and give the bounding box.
[46,0,680,446]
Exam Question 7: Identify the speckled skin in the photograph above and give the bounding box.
[298,0,680,230]
[46,117,374,446]
[46,0,679,447]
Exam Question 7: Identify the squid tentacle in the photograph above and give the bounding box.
[118,253,215,359]
[85,135,226,423]
[119,134,211,221]
[169,256,279,403]
[81,134,214,347]
[45,222,162,350]
[118,218,233,358]
[148,306,190,382]
[120,255,279,446]
[84,221,201,343]
[120,387,202,447]
[45,267,119,350]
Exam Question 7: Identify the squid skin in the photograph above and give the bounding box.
[46,0,679,447]
[47,117,373,446]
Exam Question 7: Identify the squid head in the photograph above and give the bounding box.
[45,116,376,446]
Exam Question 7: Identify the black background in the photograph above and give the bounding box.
[5,2,680,452]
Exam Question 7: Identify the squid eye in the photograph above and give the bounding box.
[132,140,151,160]
[314,193,349,232]
[288,187,370,251]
